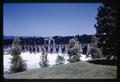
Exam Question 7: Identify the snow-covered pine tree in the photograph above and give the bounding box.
[39,47,49,68]
[88,46,102,59]
[56,55,65,65]
[9,37,27,73]
[68,36,81,63]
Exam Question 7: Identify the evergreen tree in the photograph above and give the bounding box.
[9,37,27,73]
[56,55,65,65]
[68,36,82,63]
[95,5,117,60]
[39,47,49,68]
[87,46,102,59]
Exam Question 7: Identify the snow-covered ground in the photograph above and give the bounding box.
[4,52,92,74]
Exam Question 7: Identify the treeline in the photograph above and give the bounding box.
[4,34,96,45]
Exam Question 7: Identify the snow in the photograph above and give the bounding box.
[80,54,92,61]
[21,52,41,70]
[4,55,12,74]
[3,52,92,74]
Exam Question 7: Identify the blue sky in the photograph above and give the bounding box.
[3,3,102,37]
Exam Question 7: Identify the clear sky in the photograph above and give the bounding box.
[3,3,102,37]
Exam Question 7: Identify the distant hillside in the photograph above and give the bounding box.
[4,61,116,79]
[3,36,15,40]
[3,34,96,45]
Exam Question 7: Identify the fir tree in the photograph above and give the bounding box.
[87,46,102,59]
[68,36,82,63]
[9,37,27,73]
[95,5,117,60]
[39,47,49,68]
[56,55,65,65]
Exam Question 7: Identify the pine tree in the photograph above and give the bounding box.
[9,37,27,73]
[39,47,49,68]
[95,5,117,60]
[68,36,82,63]
[88,46,102,59]
[56,55,65,65]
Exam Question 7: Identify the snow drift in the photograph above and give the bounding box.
[4,52,92,74]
